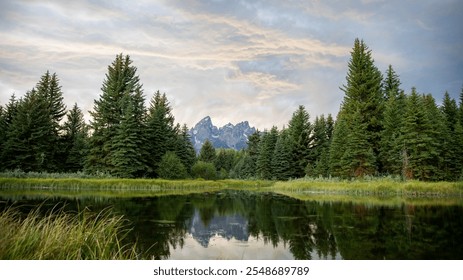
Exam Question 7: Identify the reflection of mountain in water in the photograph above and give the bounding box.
[189,209,249,247]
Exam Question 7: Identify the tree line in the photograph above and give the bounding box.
[1,39,462,180]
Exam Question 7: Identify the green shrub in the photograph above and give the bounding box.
[157,152,188,180]
[191,161,217,180]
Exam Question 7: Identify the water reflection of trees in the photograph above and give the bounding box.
[5,192,461,259]
[108,192,462,259]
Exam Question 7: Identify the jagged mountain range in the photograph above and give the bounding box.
[189,116,256,152]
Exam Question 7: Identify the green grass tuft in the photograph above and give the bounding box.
[0,205,139,260]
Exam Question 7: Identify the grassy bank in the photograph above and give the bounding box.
[1,176,462,199]
[272,178,463,197]
[0,177,272,191]
[0,205,138,260]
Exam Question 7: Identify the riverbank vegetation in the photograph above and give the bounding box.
[0,206,138,259]
[1,39,462,181]
[1,175,461,198]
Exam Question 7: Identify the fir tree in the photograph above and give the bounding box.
[256,126,278,180]
[329,113,349,177]
[330,38,383,177]
[383,65,401,100]
[422,93,445,180]
[399,88,440,180]
[308,115,332,177]
[214,149,237,178]
[287,105,312,178]
[440,92,460,180]
[198,139,216,163]
[35,71,67,131]
[339,109,376,177]
[459,87,463,126]
[33,71,67,171]
[109,94,146,178]
[243,130,261,178]
[86,54,146,175]
[3,90,54,171]
[380,90,406,175]
[272,129,293,180]
[379,66,405,175]
[145,91,178,177]
[62,103,88,172]
[174,124,197,174]
[0,94,19,169]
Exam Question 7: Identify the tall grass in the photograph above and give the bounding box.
[0,177,273,192]
[0,169,113,179]
[0,205,139,260]
[273,177,463,197]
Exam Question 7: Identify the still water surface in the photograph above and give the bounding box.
[1,190,462,259]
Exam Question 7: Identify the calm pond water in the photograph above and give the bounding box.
[1,190,463,260]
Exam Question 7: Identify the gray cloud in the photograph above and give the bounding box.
[1,0,462,129]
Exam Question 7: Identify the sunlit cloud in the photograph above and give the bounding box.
[1,0,462,129]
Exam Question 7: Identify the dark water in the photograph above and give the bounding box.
[1,190,463,260]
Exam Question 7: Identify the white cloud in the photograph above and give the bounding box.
[1,0,462,129]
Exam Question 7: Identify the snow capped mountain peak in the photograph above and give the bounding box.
[189,116,256,152]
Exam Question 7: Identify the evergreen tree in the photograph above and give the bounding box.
[174,124,196,174]
[383,65,401,100]
[287,105,312,178]
[62,103,88,172]
[380,90,406,175]
[214,149,238,178]
[0,105,6,170]
[459,87,463,126]
[35,71,67,131]
[308,115,332,177]
[423,93,445,180]
[0,95,19,170]
[2,90,54,171]
[440,92,460,180]
[379,66,405,175]
[198,139,216,163]
[86,54,146,175]
[457,87,463,178]
[109,94,146,178]
[256,126,278,179]
[339,109,376,177]
[329,113,348,177]
[330,38,383,177]
[399,88,440,180]
[272,129,293,180]
[145,91,178,176]
[242,130,261,178]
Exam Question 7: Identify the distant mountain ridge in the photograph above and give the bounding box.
[189,116,256,152]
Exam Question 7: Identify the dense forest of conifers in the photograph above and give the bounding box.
[1,39,462,181]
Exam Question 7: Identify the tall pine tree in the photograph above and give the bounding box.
[272,128,293,180]
[86,54,147,176]
[440,92,460,180]
[287,105,312,178]
[198,139,216,163]
[62,103,88,172]
[2,89,54,171]
[109,94,147,177]
[145,91,178,177]
[174,124,197,175]
[379,65,406,175]
[330,38,383,177]
[399,88,440,180]
[256,126,278,180]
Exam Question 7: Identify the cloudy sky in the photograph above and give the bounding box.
[1,0,462,129]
